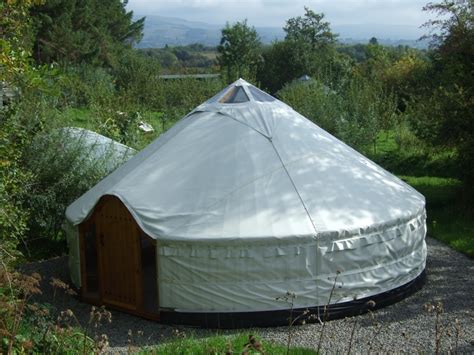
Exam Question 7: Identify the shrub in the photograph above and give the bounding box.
[56,65,116,109]
[278,76,397,154]
[23,127,132,250]
[277,79,341,135]
[337,77,397,154]
[113,50,162,109]
[157,78,225,121]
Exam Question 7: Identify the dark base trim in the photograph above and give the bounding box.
[159,270,426,329]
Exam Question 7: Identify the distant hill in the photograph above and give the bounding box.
[136,15,285,48]
[136,15,428,49]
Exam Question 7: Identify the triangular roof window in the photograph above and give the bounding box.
[248,86,275,102]
[219,85,250,103]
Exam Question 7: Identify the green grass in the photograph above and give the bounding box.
[371,130,473,258]
[400,176,474,258]
[149,333,316,355]
[372,131,458,178]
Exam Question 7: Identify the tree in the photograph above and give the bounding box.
[257,8,343,93]
[257,41,308,93]
[412,0,474,184]
[284,7,337,50]
[31,0,145,66]
[0,0,44,264]
[217,20,261,83]
[369,37,379,45]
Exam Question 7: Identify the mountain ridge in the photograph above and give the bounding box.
[136,15,427,49]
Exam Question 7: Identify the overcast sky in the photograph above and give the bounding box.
[127,0,432,28]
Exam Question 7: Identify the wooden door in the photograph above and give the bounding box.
[96,196,143,311]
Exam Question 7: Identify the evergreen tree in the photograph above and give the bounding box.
[31,0,144,66]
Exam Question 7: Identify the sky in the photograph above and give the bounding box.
[127,0,432,28]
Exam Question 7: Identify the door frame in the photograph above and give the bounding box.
[78,195,160,320]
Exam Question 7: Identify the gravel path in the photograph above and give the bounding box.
[21,237,474,353]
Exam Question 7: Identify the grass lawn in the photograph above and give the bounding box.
[151,333,316,355]
[401,176,474,258]
[373,131,473,259]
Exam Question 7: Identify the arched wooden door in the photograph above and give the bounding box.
[95,196,142,311]
[79,195,159,318]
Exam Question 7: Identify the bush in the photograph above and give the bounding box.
[277,79,341,135]
[56,65,116,109]
[23,128,131,251]
[0,78,60,264]
[113,50,162,109]
[157,78,225,121]
[337,78,397,153]
[278,76,397,154]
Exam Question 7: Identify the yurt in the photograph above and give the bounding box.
[65,79,427,328]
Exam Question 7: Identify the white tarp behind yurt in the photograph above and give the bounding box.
[66,79,426,317]
[59,127,136,168]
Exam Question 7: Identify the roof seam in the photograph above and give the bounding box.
[215,111,271,139]
[269,140,319,236]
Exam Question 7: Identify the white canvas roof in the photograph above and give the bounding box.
[60,127,136,169]
[66,79,425,243]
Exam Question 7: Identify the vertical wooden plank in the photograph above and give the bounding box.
[78,224,87,297]
[96,206,105,303]
[155,238,160,313]
[135,226,144,312]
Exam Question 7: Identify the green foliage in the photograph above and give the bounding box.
[284,6,337,49]
[112,50,162,109]
[31,0,145,66]
[278,75,397,153]
[0,267,110,353]
[0,0,68,264]
[402,176,474,258]
[337,78,397,153]
[258,41,352,94]
[403,0,474,185]
[144,48,179,68]
[218,20,262,83]
[0,0,43,84]
[258,7,344,93]
[56,64,116,108]
[336,43,369,63]
[23,128,123,244]
[140,44,218,71]
[258,41,306,93]
[157,78,225,121]
[373,131,458,178]
[277,79,341,134]
[369,37,379,45]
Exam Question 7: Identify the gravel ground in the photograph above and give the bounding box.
[20,237,474,353]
